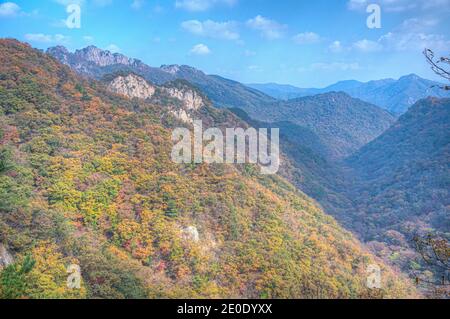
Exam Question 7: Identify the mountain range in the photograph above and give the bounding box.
[47,45,275,112]
[249,75,450,114]
[341,97,450,281]
[0,39,420,299]
[47,45,395,160]
[2,39,448,298]
[246,92,395,160]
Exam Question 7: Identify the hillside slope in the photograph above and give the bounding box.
[250,92,396,160]
[341,97,450,282]
[47,46,275,112]
[0,39,418,299]
[345,97,450,237]
[47,46,396,161]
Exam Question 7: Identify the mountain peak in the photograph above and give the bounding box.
[47,45,69,54]
[160,64,204,76]
[73,46,134,67]
[399,73,421,81]
[160,64,181,74]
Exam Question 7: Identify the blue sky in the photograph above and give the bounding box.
[1,0,449,87]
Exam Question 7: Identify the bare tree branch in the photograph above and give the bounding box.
[424,49,450,89]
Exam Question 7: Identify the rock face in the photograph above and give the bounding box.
[0,243,14,269]
[107,74,156,99]
[182,226,200,243]
[71,45,137,67]
[77,46,133,67]
[47,46,276,110]
[47,45,175,83]
[106,74,206,123]
[170,109,194,124]
[164,86,204,110]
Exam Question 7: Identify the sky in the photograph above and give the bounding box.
[0,0,449,87]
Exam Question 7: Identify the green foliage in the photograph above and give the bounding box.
[0,39,419,299]
[164,199,178,218]
[0,147,13,173]
[0,255,35,299]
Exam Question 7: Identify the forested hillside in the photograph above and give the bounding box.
[342,97,450,285]
[0,39,418,299]
[252,92,396,160]
[47,45,398,164]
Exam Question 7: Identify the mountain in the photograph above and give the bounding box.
[246,92,396,160]
[47,45,275,111]
[341,97,450,281]
[249,75,450,114]
[47,45,397,161]
[47,45,175,83]
[105,73,207,123]
[247,83,320,100]
[344,97,450,238]
[0,39,418,298]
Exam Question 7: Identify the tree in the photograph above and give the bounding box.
[165,199,178,218]
[413,233,449,297]
[0,255,35,299]
[423,49,450,90]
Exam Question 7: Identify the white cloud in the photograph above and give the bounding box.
[328,16,448,55]
[93,0,113,6]
[24,33,69,44]
[0,2,21,17]
[175,0,236,12]
[329,41,345,53]
[399,17,439,33]
[243,49,256,57]
[83,35,94,42]
[246,15,287,40]
[292,32,321,44]
[181,19,239,40]
[248,65,262,72]
[347,0,450,12]
[311,62,360,71]
[377,17,450,51]
[379,31,450,51]
[53,0,113,6]
[105,44,120,53]
[422,0,450,9]
[189,43,211,55]
[131,0,144,9]
[53,0,84,5]
[352,39,383,52]
[153,5,164,13]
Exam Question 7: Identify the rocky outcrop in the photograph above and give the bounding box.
[182,226,200,243]
[170,109,194,124]
[73,46,137,67]
[107,74,156,99]
[160,64,181,75]
[164,86,204,110]
[0,244,13,269]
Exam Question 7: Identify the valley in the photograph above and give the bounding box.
[0,39,447,299]
[45,43,450,297]
[0,39,422,299]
